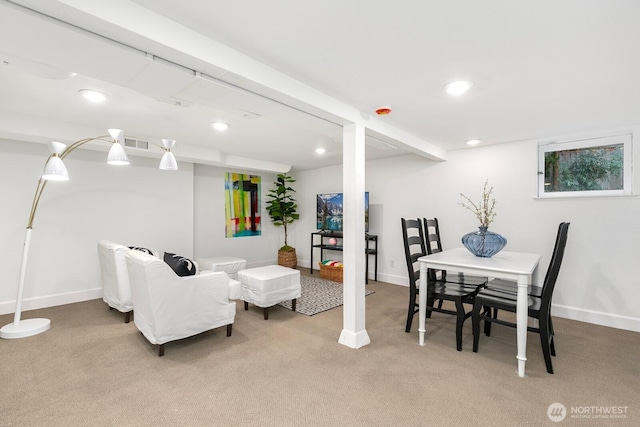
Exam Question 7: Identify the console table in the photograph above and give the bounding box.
[310,231,378,283]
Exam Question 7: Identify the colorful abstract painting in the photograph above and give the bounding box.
[225,172,261,238]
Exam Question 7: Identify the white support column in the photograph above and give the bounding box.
[338,123,370,349]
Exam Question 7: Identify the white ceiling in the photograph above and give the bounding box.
[1,0,640,172]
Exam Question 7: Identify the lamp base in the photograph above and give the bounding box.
[0,318,50,339]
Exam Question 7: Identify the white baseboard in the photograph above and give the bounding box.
[552,304,640,333]
[0,260,279,317]
[0,288,102,316]
[3,283,637,334]
[380,275,639,333]
[375,272,407,287]
[324,265,640,333]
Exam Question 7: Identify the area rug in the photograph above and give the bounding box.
[277,275,375,316]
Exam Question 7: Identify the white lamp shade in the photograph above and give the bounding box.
[107,142,130,165]
[159,152,178,170]
[41,156,69,181]
[48,141,67,155]
[108,128,124,141]
[161,138,176,150]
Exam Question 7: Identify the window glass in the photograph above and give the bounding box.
[538,134,632,198]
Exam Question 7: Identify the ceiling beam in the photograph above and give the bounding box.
[9,0,446,161]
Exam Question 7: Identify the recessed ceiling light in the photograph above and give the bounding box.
[444,80,473,96]
[79,89,106,103]
[466,139,482,146]
[315,147,326,154]
[211,122,230,131]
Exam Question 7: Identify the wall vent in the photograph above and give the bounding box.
[238,108,262,119]
[124,137,149,150]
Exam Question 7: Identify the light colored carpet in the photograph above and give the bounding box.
[0,268,638,426]
[277,275,374,315]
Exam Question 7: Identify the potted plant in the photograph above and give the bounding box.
[266,173,300,268]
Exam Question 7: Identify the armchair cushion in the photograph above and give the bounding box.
[164,252,197,277]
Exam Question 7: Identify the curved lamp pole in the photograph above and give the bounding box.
[0,129,177,339]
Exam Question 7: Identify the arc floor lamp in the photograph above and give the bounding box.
[0,129,178,339]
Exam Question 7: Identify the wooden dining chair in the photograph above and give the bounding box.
[471,222,570,374]
[423,218,488,288]
[401,218,481,351]
[480,221,567,335]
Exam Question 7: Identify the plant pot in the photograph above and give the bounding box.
[461,226,507,257]
[278,248,297,268]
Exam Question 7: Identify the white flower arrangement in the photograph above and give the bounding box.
[459,180,497,229]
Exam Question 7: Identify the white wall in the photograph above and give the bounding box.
[4,129,639,333]
[0,141,295,316]
[293,129,640,332]
[193,164,281,267]
[0,139,194,314]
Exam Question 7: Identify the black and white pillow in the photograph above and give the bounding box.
[129,246,155,255]
[163,252,197,277]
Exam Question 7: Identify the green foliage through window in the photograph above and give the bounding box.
[544,144,623,192]
[538,133,631,197]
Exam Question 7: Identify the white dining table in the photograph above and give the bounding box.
[418,247,541,378]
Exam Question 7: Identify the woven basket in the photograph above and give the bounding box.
[278,249,297,268]
[319,262,343,282]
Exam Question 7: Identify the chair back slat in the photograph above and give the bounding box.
[540,222,570,312]
[423,217,449,281]
[423,218,443,255]
[401,218,427,289]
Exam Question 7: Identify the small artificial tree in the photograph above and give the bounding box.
[266,173,299,253]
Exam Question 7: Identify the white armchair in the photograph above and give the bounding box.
[125,250,236,356]
[97,240,134,323]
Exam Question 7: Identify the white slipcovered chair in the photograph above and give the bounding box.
[97,240,134,323]
[125,249,236,356]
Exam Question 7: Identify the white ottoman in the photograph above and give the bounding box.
[238,265,301,320]
[196,257,247,279]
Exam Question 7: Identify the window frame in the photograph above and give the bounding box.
[537,133,633,198]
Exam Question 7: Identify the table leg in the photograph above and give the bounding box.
[516,274,529,377]
[365,240,369,284]
[310,238,313,274]
[418,263,428,346]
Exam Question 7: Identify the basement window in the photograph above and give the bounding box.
[537,133,632,198]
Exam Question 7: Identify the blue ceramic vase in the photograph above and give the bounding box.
[462,226,507,257]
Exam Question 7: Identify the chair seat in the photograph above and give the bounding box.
[474,288,542,315]
[443,273,488,287]
[427,281,480,300]
[485,278,543,297]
